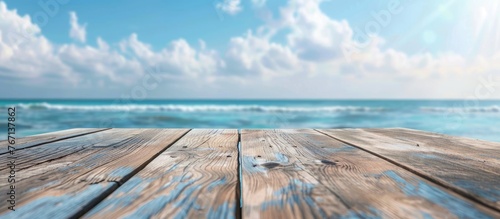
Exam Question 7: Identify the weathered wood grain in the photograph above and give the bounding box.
[3,128,499,218]
[0,128,171,172]
[241,129,499,218]
[318,128,500,211]
[0,128,109,154]
[0,129,189,219]
[84,129,239,219]
[0,129,121,172]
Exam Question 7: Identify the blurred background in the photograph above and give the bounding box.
[1,99,500,142]
[1,0,499,141]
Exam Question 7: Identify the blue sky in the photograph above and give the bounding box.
[0,0,499,98]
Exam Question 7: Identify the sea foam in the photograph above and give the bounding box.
[13,102,385,113]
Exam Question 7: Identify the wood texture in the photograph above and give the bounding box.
[2,128,498,218]
[0,128,109,154]
[84,129,239,219]
[0,129,189,219]
[318,128,500,210]
[240,129,499,218]
[0,129,120,172]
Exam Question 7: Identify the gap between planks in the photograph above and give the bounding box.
[82,129,244,218]
[83,129,241,219]
[237,129,243,219]
[69,129,193,218]
[8,128,496,217]
[314,129,500,214]
[82,129,498,217]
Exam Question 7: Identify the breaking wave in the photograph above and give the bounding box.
[420,106,500,113]
[12,102,386,113]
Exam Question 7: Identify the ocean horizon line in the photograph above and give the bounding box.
[2,98,500,101]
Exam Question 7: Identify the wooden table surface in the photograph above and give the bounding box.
[1,128,499,219]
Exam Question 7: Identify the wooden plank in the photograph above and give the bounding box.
[0,128,150,172]
[0,129,189,219]
[84,129,239,219]
[240,129,499,218]
[0,128,109,154]
[318,128,500,211]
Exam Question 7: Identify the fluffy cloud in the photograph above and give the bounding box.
[281,0,354,62]
[225,30,311,77]
[69,11,86,43]
[119,34,222,78]
[251,0,267,7]
[0,2,222,87]
[216,0,242,15]
[57,41,143,85]
[224,0,500,80]
[0,2,72,82]
[1,0,499,98]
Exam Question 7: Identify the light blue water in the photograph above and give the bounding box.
[1,99,499,142]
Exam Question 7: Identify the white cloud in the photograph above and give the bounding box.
[0,2,223,87]
[252,0,267,7]
[282,0,354,62]
[216,0,242,15]
[69,11,86,43]
[225,30,311,77]
[0,2,73,82]
[1,0,500,98]
[119,33,222,78]
[224,0,500,81]
[57,42,143,85]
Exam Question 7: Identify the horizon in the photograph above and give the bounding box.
[3,98,500,101]
[2,98,499,142]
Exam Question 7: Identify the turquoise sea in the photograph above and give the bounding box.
[1,99,499,142]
